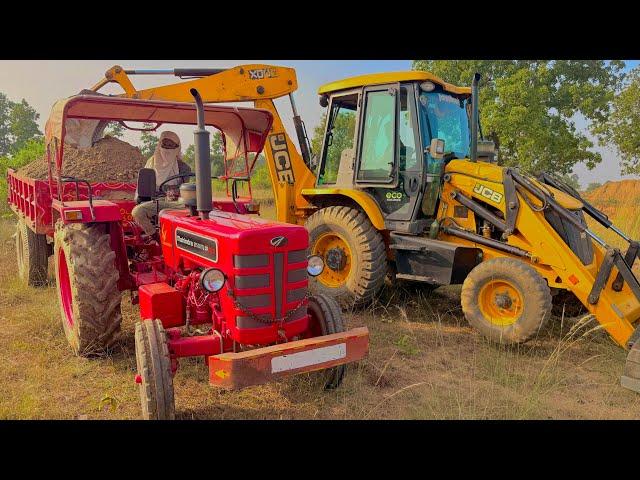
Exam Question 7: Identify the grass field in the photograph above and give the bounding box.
[2,191,640,419]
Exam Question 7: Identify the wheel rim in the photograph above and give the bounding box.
[312,232,352,288]
[304,302,324,338]
[57,248,74,327]
[478,279,523,326]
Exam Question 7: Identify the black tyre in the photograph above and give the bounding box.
[461,257,552,344]
[306,206,387,308]
[551,289,587,317]
[16,217,48,287]
[53,222,122,356]
[306,294,346,389]
[135,319,175,420]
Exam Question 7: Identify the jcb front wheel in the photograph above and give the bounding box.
[53,222,122,356]
[135,319,175,420]
[461,258,552,345]
[306,206,387,308]
[306,294,347,389]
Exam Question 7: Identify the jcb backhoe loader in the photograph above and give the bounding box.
[91,64,640,393]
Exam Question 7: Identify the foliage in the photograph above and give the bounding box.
[0,93,41,156]
[104,121,125,138]
[139,123,159,158]
[559,173,581,191]
[595,67,640,174]
[310,110,356,183]
[412,60,625,175]
[182,131,226,176]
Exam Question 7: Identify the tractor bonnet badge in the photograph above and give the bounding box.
[270,236,287,247]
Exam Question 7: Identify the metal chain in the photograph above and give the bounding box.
[227,290,311,327]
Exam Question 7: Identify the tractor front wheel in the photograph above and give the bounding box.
[461,257,552,345]
[16,217,48,287]
[135,319,175,420]
[306,206,387,308]
[53,222,122,356]
[306,294,346,390]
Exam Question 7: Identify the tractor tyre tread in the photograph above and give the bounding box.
[307,294,346,389]
[16,217,48,287]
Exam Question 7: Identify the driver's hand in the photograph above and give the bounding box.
[166,187,179,201]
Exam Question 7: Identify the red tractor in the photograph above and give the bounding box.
[7,90,369,419]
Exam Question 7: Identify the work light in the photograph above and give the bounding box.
[307,255,325,277]
[200,268,226,292]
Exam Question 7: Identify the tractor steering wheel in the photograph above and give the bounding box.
[156,173,196,197]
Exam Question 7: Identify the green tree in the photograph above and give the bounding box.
[182,131,226,176]
[139,123,159,158]
[412,60,625,175]
[310,110,356,183]
[559,173,581,191]
[104,121,125,138]
[596,66,640,174]
[0,94,42,156]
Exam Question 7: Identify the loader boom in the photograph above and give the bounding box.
[91,65,317,225]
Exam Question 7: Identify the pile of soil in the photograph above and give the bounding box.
[17,136,148,184]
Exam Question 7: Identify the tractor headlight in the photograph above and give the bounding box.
[307,255,324,277]
[200,268,226,292]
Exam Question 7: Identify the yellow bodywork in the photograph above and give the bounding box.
[440,160,640,347]
[318,71,472,96]
[300,187,386,230]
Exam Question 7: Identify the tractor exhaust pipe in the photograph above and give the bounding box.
[190,88,212,220]
[470,73,481,162]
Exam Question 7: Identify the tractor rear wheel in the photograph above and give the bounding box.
[461,257,552,345]
[16,217,48,287]
[135,319,175,420]
[306,294,346,390]
[306,206,387,308]
[53,222,122,356]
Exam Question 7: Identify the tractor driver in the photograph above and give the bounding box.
[132,131,192,238]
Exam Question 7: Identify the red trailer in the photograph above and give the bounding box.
[7,93,369,419]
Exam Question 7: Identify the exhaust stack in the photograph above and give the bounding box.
[190,88,212,220]
[470,73,481,162]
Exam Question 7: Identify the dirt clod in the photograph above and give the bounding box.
[17,136,147,184]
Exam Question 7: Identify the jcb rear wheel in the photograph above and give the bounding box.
[135,319,175,420]
[16,217,48,287]
[306,206,387,308]
[306,294,346,390]
[53,222,122,356]
[461,257,552,345]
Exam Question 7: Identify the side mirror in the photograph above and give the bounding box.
[477,140,496,163]
[136,168,157,204]
[319,95,329,108]
[429,138,445,160]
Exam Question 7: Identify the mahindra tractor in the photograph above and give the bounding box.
[7,90,369,419]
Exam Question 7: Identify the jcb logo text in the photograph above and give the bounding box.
[269,134,295,184]
[473,183,503,204]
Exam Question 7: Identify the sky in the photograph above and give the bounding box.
[0,59,638,187]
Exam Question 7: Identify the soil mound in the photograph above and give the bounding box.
[17,136,148,184]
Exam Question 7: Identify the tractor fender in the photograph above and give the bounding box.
[300,188,386,231]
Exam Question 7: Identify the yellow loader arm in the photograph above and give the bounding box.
[91,65,318,224]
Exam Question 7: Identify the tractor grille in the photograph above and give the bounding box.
[545,209,594,266]
[233,250,308,328]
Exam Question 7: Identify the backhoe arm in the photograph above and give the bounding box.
[92,65,318,224]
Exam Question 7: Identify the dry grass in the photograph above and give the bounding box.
[1,215,640,419]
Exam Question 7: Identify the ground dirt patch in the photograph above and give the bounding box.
[16,136,147,184]
[1,217,639,419]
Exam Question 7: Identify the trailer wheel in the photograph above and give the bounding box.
[461,257,552,344]
[306,294,346,390]
[306,206,387,308]
[53,222,122,356]
[16,217,48,287]
[135,319,175,420]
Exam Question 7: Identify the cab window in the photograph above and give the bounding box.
[357,89,396,182]
[318,94,357,185]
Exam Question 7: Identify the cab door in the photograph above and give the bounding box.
[354,83,423,227]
